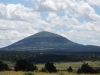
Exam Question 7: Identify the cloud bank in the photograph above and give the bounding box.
[0,0,100,47]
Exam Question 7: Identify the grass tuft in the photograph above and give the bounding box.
[24,72,34,75]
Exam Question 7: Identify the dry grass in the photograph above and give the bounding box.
[0,71,99,75]
[4,61,99,71]
[0,61,99,75]
[0,71,24,75]
[36,61,100,72]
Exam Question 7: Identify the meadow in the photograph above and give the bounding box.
[0,61,99,75]
[3,61,100,71]
[4,60,100,71]
[36,61,100,72]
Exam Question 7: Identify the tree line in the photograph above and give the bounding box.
[0,51,100,63]
[0,59,100,74]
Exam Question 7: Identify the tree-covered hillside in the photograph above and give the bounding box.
[0,31,100,53]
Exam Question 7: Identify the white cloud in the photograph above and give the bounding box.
[66,0,100,21]
[32,0,100,21]
[56,30,95,40]
[30,0,67,11]
[90,39,100,46]
[0,3,48,47]
[87,0,100,7]
[90,39,100,43]
[46,13,63,27]
[45,11,100,42]
[0,3,44,23]
[0,0,100,47]
[41,0,57,10]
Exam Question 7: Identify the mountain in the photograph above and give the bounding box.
[1,31,100,53]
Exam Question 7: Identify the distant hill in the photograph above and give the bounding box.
[1,31,100,53]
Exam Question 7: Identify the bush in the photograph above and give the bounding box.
[14,59,37,71]
[0,61,9,71]
[96,68,100,73]
[41,67,48,72]
[24,72,34,75]
[45,62,57,73]
[77,63,96,74]
[67,66,73,72]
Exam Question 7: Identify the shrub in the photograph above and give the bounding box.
[41,67,48,72]
[77,63,96,74]
[14,59,37,71]
[45,62,57,73]
[0,61,9,71]
[67,66,73,72]
[96,68,100,73]
[24,72,34,75]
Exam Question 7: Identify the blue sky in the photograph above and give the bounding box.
[0,0,100,48]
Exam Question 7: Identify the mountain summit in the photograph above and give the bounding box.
[1,31,100,53]
[5,31,78,49]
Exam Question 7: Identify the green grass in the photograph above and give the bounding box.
[36,61,100,72]
[2,60,100,73]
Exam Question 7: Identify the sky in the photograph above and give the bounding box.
[0,0,100,48]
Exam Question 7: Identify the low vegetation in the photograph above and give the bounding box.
[14,59,37,71]
[0,59,100,75]
[0,61,9,71]
[0,71,100,75]
[0,51,100,75]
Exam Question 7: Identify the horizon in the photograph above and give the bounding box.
[0,0,100,48]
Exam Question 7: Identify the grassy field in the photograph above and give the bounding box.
[3,61,100,72]
[36,61,100,72]
[1,61,99,75]
[0,71,100,75]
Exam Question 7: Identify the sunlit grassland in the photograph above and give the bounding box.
[36,61,100,72]
[0,61,99,75]
[3,61,100,72]
[0,71,100,75]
